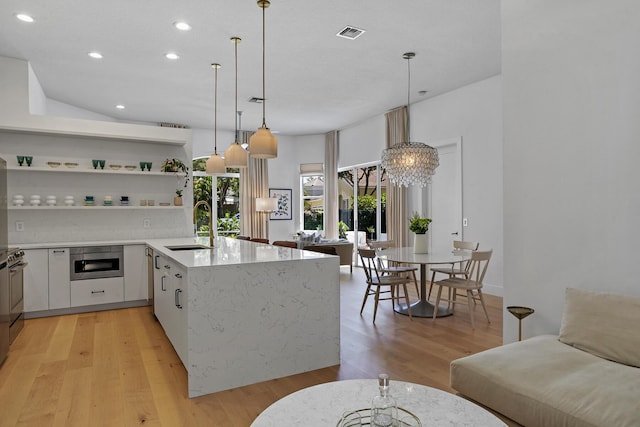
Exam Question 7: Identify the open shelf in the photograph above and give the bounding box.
[9,205,182,211]
[8,164,179,177]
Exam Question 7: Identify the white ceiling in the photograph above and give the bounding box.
[0,0,501,136]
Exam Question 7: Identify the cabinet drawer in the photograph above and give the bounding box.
[70,277,125,307]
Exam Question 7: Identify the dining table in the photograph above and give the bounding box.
[380,247,472,318]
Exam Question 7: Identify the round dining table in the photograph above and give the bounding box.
[251,379,507,426]
[380,247,471,318]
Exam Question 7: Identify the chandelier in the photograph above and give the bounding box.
[381,52,439,187]
[249,0,277,159]
[205,63,226,175]
[224,36,248,168]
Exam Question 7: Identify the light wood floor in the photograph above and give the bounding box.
[0,267,503,427]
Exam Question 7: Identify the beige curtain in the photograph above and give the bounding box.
[385,107,408,247]
[324,131,339,239]
[239,131,270,239]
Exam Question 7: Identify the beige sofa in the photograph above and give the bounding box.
[450,288,640,427]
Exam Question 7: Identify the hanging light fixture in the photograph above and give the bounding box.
[249,0,278,159]
[206,63,226,175]
[224,36,248,168]
[380,52,439,187]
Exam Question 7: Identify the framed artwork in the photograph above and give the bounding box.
[269,188,292,220]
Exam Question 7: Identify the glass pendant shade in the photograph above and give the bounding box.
[206,153,226,174]
[224,143,247,167]
[249,126,278,159]
[381,142,439,187]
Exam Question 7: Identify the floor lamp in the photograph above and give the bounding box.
[256,197,278,240]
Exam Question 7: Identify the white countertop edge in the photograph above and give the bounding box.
[15,236,336,269]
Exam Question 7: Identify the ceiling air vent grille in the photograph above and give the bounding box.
[159,122,189,129]
[336,26,365,40]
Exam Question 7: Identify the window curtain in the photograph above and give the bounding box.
[324,130,339,239]
[385,107,408,247]
[239,131,270,239]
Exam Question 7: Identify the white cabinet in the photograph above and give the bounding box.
[153,256,187,364]
[70,277,124,306]
[48,248,70,309]
[124,245,147,301]
[23,249,49,312]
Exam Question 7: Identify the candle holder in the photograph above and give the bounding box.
[507,306,534,341]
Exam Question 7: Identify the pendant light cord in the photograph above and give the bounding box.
[232,37,240,143]
[214,64,219,154]
[404,52,415,142]
[260,0,268,127]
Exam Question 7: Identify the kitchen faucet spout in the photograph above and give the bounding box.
[193,201,214,247]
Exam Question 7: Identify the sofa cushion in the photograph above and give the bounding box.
[559,288,640,368]
[451,335,640,427]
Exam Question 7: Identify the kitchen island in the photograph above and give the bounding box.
[146,236,341,398]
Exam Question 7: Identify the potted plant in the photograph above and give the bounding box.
[174,189,183,206]
[409,212,432,253]
[161,158,190,188]
[338,221,349,239]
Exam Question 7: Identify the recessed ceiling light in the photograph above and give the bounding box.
[174,21,191,31]
[165,52,179,60]
[88,52,103,59]
[15,13,34,23]
[115,105,125,110]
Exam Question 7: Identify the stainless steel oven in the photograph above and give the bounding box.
[70,246,124,281]
[8,248,27,344]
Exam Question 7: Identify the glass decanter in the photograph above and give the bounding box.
[371,373,398,427]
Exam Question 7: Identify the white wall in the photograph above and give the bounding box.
[411,76,503,294]
[338,76,503,294]
[502,0,640,342]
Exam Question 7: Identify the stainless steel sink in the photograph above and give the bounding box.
[165,245,210,251]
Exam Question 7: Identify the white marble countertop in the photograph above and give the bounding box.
[16,236,332,269]
[146,236,330,269]
[251,379,507,427]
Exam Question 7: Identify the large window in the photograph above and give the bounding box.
[192,158,241,237]
[338,163,387,244]
[301,174,324,232]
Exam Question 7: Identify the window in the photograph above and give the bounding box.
[192,158,241,237]
[300,163,324,232]
[338,163,387,244]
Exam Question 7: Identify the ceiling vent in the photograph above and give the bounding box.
[336,26,366,40]
[249,97,264,103]
[159,122,189,129]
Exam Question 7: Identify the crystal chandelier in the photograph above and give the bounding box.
[224,36,248,168]
[381,52,439,187]
[249,0,277,159]
[205,63,226,175]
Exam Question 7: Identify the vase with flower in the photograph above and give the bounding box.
[409,212,432,254]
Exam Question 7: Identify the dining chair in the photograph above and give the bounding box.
[367,240,420,297]
[432,249,492,329]
[236,235,251,240]
[272,240,298,248]
[427,240,479,301]
[359,248,413,323]
[250,238,270,244]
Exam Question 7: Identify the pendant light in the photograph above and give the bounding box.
[249,0,277,159]
[206,63,226,175]
[380,52,439,187]
[224,36,248,168]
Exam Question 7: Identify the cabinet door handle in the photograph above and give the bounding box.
[91,290,105,294]
[154,255,160,269]
[175,273,182,279]
[175,289,183,309]
[161,275,166,292]
[53,249,66,253]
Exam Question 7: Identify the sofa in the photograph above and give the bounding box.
[450,288,640,427]
[303,241,353,272]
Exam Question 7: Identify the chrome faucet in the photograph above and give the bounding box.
[193,200,214,247]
